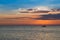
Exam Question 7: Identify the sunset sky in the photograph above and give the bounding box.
[0,0,60,25]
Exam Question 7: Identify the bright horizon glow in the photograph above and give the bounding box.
[0,19,60,25]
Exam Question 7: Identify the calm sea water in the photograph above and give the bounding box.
[0,26,60,40]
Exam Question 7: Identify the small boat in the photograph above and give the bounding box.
[42,25,46,27]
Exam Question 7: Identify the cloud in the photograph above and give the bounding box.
[33,14,60,20]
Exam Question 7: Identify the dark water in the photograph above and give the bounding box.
[0,26,60,40]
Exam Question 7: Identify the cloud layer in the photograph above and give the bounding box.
[33,14,60,20]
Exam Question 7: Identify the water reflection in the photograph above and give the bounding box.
[0,26,60,40]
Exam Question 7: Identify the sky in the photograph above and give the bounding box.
[0,0,60,14]
[0,0,60,8]
[0,0,60,25]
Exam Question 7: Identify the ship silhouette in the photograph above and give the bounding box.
[42,25,46,27]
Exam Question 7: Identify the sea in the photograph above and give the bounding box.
[0,26,60,40]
